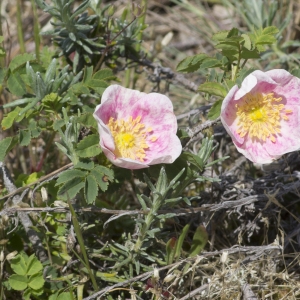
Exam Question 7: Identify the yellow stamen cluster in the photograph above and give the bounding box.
[236,92,292,143]
[107,116,157,161]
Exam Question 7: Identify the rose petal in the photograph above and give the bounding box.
[234,70,277,100]
[221,69,300,164]
[95,85,146,123]
[93,85,182,169]
[264,106,300,156]
[144,132,182,165]
[234,138,281,164]
[130,93,178,133]
[266,69,294,85]
[221,85,244,144]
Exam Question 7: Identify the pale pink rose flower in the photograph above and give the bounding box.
[221,69,300,164]
[93,85,182,169]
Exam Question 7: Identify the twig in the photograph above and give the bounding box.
[176,105,212,120]
[0,162,73,201]
[0,194,267,217]
[184,117,221,149]
[0,162,48,262]
[129,57,200,92]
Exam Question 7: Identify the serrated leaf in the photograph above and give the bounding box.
[28,273,45,290]
[262,26,279,35]
[75,160,94,170]
[84,174,98,204]
[23,289,32,300]
[90,165,113,192]
[19,130,31,146]
[189,225,208,257]
[10,255,27,276]
[1,107,22,130]
[56,169,87,185]
[240,48,260,59]
[207,99,222,120]
[242,34,252,50]
[76,113,97,128]
[57,292,73,300]
[198,82,227,97]
[59,181,85,200]
[26,255,43,276]
[226,36,243,43]
[212,30,229,42]
[9,53,36,71]
[200,58,222,69]
[76,134,101,158]
[7,72,26,96]
[30,287,44,296]
[227,27,239,37]
[29,121,41,138]
[0,136,17,161]
[215,41,239,52]
[85,79,108,92]
[93,68,115,81]
[255,34,276,45]
[8,274,28,290]
[176,54,208,72]
[69,83,90,95]
[58,177,84,195]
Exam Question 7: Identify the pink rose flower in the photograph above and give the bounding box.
[221,69,300,164]
[93,85,182,169]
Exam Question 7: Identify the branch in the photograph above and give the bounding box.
[0,194,267,217]
[0,162,48,262]
[184,117,221,149]
[0,162,73,201]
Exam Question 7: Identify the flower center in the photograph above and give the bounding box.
[236,92,292,143]
[107,116,157,161]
